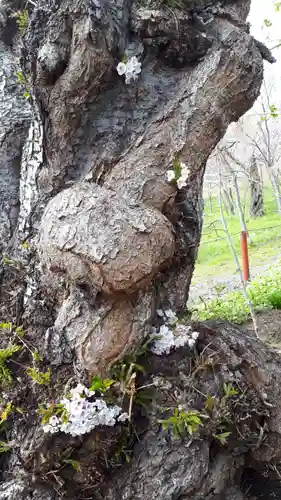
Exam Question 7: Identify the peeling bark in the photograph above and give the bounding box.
[0,40,31,253]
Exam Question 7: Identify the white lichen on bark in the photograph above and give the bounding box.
[18,107,43,235]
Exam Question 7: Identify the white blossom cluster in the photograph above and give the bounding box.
[166,162,190,189]
[116,56,142,84]
[42,383,128,437]
[150,309,199,355]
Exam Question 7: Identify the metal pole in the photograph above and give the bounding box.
[240,231,250,282]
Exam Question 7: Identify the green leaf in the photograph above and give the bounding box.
[275,2,281,12]
[172,156,182,181]
[0,402,13,424]
[15,407,24,415]
[0,441,10,453]
[214,431,231,445]
[131,363,145,373]
[177,420,185,434]
[173,408,179,417]
[89,375,115,393]
[32,351,43,362]
[26,367,50,385]
[0,323,12,331]
[15,71,26,84]
[15,326,24,337]
[13,9,29,35]
[223,383,239,398]
[61,410,69,424]
[63,459,80,472]
[269,104,278,119]
[205,395,216,412]
[187,424,193,435]
[264,18,272,27]
[2,254,18,267]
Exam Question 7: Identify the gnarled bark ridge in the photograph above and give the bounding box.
[0,0,275,498]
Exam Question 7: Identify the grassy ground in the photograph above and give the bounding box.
[192,263,281,324]
[193,186,281,283]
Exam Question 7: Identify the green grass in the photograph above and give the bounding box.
[193,186,281,283]
[192,262,281,324]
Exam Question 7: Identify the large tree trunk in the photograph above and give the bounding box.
[0,0,273,498]
[249,155,264,217]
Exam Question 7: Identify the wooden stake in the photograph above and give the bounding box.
[240,231,250,282]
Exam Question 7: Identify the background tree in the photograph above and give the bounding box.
[244,84,281,215]
[248,154,264,217]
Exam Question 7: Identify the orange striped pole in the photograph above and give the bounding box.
[240,231,250,282]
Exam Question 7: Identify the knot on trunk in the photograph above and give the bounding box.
[38,183,174,374]
[39,183,175,294]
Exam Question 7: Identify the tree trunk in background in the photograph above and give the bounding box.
[223,187,236,215]
[0,0,266,498]
[249,155,264,217]
[267,165,281,216]
[232,173,252,242]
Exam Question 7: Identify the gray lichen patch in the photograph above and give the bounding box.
[39,183,175,294]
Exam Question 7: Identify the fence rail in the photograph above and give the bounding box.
[200,222,281,245]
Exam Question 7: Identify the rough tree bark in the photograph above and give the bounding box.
[249,155,264,218]
[0,0,277,498]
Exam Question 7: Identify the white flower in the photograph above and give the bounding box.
[164,309,178,324]
[174,324,192,335]
[42,414,60,434]
[182,166,190,177]
[166,170,175,182]
[84,387,96,397]
[42,423,59,434]
[130,56,142,74]
[150,325,175,355]
[49,415,60,427]
[177,177,187,189]
[70,383,87,399]
[126,59,134,74]
[125,72,133,84]
[174,334,190,349]
[42,384,123,437]
[150,310,199,355]
[168,162,190,190]
[118,412,129,423]
[117,56,142,85]
[159,324,171,336]
[116,62,126,75]
[191,331,199,340]
[156,309,164,317]
[188,338,196,348]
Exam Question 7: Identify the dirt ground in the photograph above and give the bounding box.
[242,309,281,349]
[189,255,281,305]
